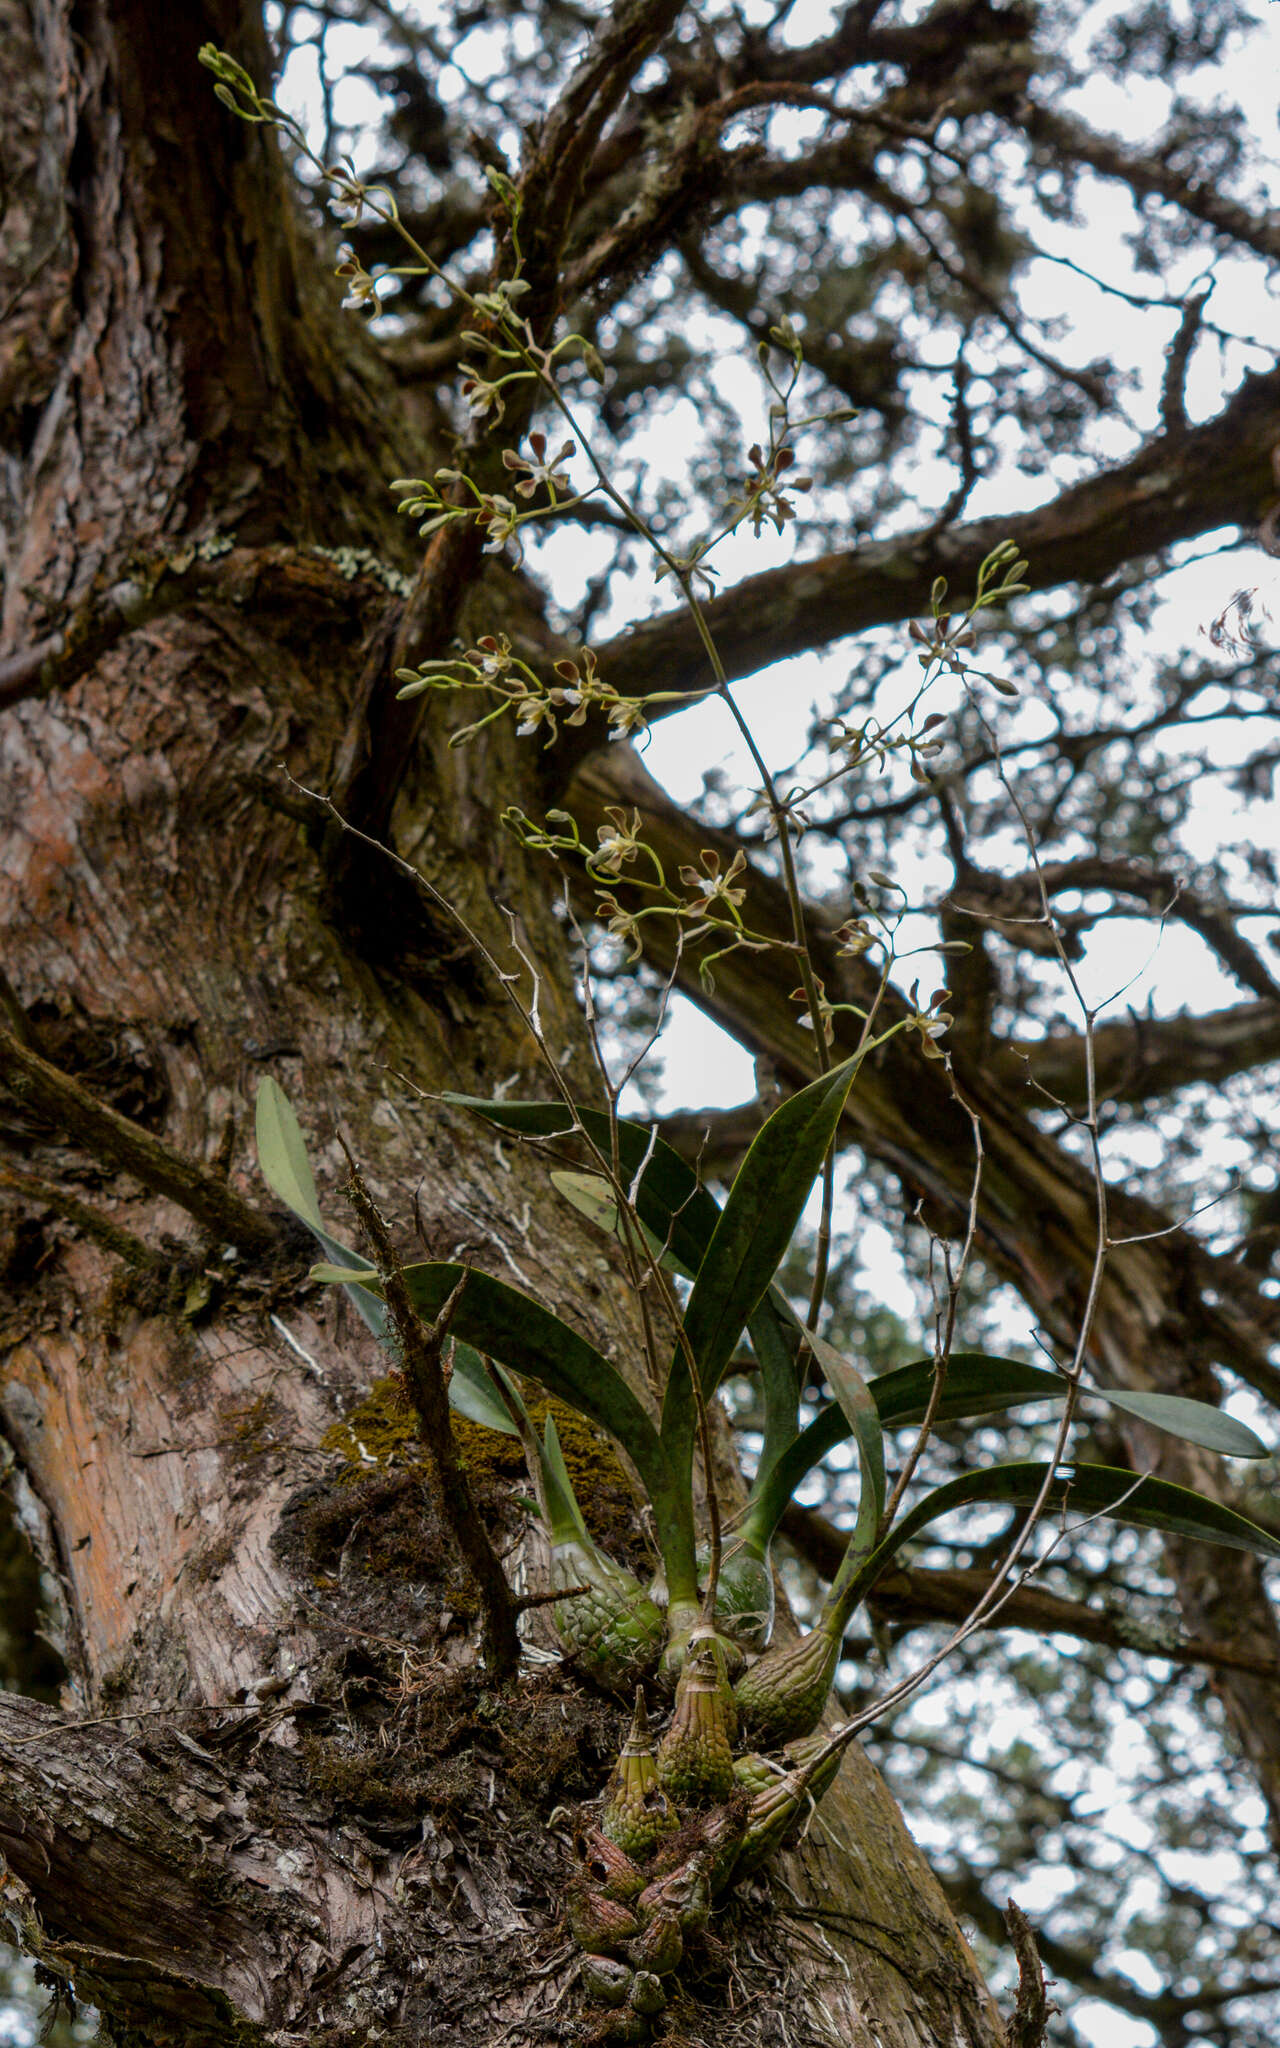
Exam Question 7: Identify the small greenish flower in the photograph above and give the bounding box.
[502,432,575,501]
[605,694,651,741]
[459,372,505,422]
[468,633,514,678]
[329,183,367,225]
[475,493,521,558]
[513,690,559,743]
[334,244,388,313]
[471,277,532,320]
[677,847,748,913]
[594,895,643,962]
[588,806,646,877]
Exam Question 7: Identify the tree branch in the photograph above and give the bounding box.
[945,1859,1280,2032]
[946,856,1280,1003]
[593,364,1280,704]
[781,1507,1280,1682]
[0,1024,280,1258]
[1003,1901,1054,2048]
[1014,100,1280,266]
[1001,1001,1280,1116]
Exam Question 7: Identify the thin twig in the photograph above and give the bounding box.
[341,1149,522,1678]
[1004,1900,1056,2048]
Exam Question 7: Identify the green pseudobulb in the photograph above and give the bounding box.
[601,1689,678,1858]
[656,1637,737,1803]
[732,1623,841,1746]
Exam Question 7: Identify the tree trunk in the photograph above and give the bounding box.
[0,7,1007,2043]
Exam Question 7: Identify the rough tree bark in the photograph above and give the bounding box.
[0,6,1007,2044]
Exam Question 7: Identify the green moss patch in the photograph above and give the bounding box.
[322,1374,644,1563]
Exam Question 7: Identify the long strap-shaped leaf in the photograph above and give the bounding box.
[446,1090,807,1472]
[745,1355,1070,1551]
[829,1460,1280,1634]
[662,1052,864,1478]
[256,1077,388,1340]
[538,1412,595,1550]
[443,1094,721,1276]
[258,1081,518,1435]
[809,1336,885,1635]
[458,1098,1274,1481]
[746,1352,1269,1555]
[805,1326,886,1521]
[1090,1390,1267,1459]
[749,1294,807,1477]
[392,1259,698,1602]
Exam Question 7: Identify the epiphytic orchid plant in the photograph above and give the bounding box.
[258,1071,1277,1737]
[255,1063,1279,2022]
[216,35,1280,2027]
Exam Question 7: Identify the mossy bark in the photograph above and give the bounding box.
[0,6,1005,2044]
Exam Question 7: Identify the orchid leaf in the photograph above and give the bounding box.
[549,1169,680,1271]
[540,1413,594,1549]
[255,1080,387,1338]
[450,1343,522,1437]
[393,1259,697,1603]
[447,1091,806,1470]
[307,1262,516,1435]
[813,1343,886,1635]
[663,1051,864,1476]
[255,1076,324,1230]
[1093,1390,1268,1460]
[749,1296,806,1478]
[309,1262,377,1287]
[803,1326,885,1525]
[745,1355,1069,1551]
[840,1460,1280,1618]
[550,1169,618,1237]
[443,1095,721,1275]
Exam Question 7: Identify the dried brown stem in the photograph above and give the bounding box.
[1003,1901,1054,2048]
[342,1159,521,1678]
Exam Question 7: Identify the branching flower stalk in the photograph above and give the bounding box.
[210,49,1280,2042]
[196,52,868,1324]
